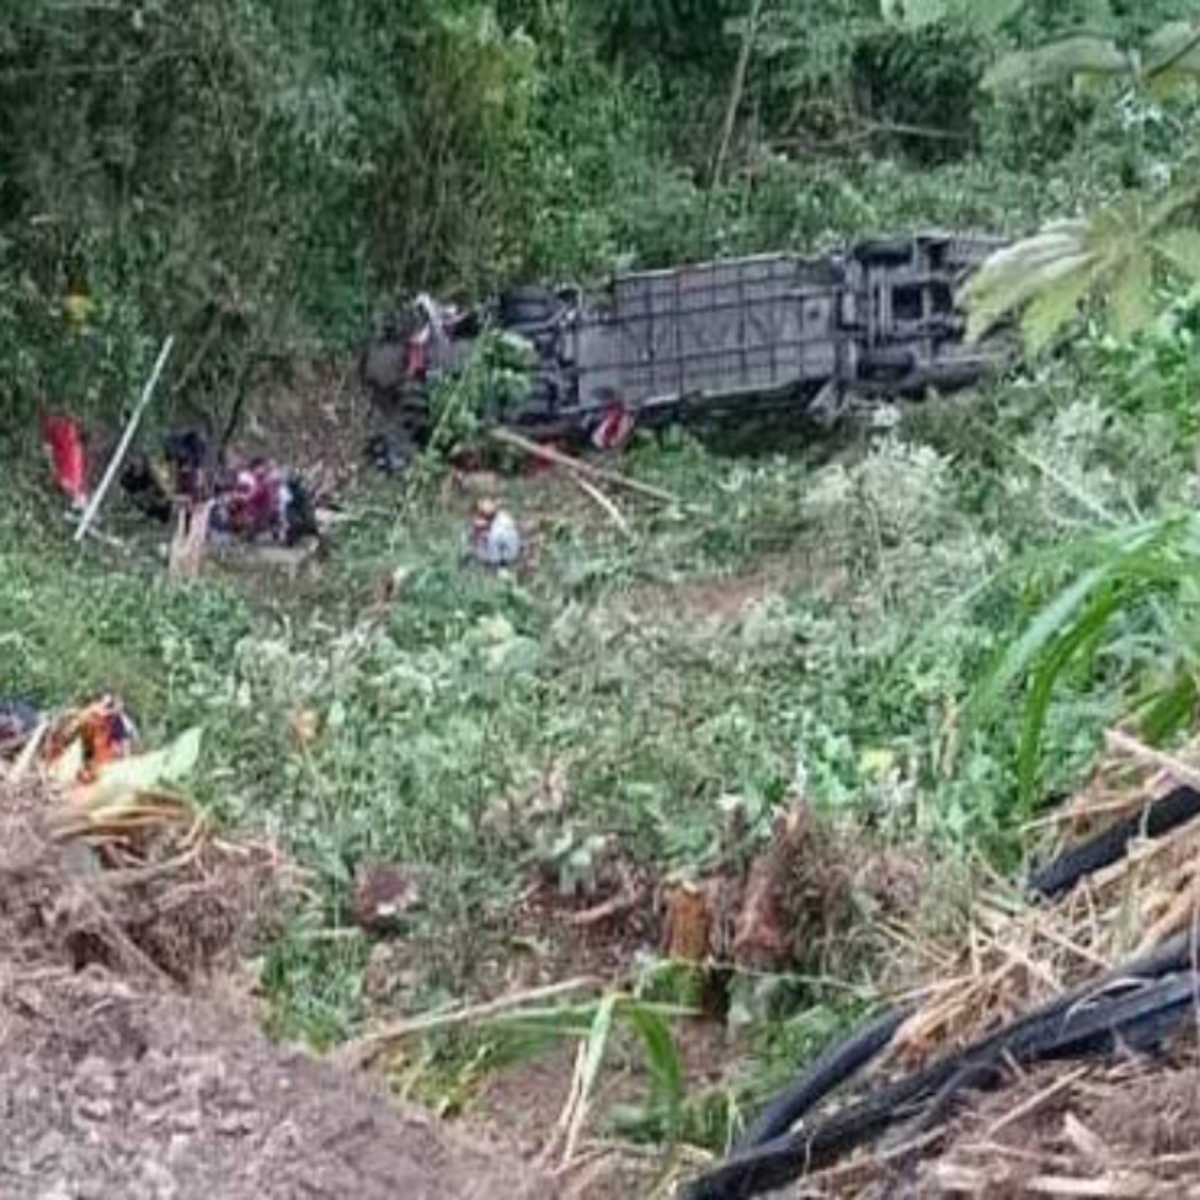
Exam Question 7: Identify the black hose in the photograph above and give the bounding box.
[883,1059,1001,1151]
[877,971,1200,1199]
[734,1005,911,1152]
[685,974,1198,1200]
[1034,971,1198,1058]
[748,927,1195,1154]
[1028,784,1200,900]
[683,935,1200,1200]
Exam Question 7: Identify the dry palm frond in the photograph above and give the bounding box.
[888,729,1200,1065]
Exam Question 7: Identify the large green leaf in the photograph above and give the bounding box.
[1019,265,1096,353]
[1135,669,1199,745]
[964,180,1200,350]
[983,35,1130,94]
[624,1002,685,1138]
[963,224,1093,343]
[74,726,204,807]
[882,0,1026,31]
[1109,254,1157,338]
[567,992,618,1152]
[979,564,1112,713]
[1155,229,1200,280]
[1016,580,1127,808]
[978,515,1197,809]
[1145,20,1200,95]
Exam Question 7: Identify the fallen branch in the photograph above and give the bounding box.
[931,1164,1171,1197]
[569,474,632,538]
[801,1129,947,1192]
[566,885,643,929]
[1022,1174,1168,1198]
[982,1066,1090,1141]
[565,865,642,928]
[1104,729,1200,795]
[488,427,682,507]
[339,975,603,1062]
[541,1038,588,1169]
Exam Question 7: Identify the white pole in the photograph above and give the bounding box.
[74,335,175,544]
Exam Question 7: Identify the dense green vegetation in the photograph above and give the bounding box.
[5,0,1200,1165]
[7,0,1191,430]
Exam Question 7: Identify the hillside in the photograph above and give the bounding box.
[5,3,1200,1198]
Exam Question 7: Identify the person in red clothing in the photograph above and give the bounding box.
[42,415,89,510]
[211,459,318,546]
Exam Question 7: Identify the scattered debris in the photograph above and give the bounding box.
[731,803,851,972]
[684,730,1200,1200]
[43,695,140,784]
[564,864,643,929]
[655,801,918,979]
[590,399,636,452]
[568,472,631,537]
[351,862,422,934]
[488,426,681,508]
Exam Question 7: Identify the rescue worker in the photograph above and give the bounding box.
[469,498,522,568]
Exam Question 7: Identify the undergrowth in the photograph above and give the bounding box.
[2,353,1192,1063]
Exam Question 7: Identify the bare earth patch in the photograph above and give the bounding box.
[616,558,848,636]
[0,794,548,1200]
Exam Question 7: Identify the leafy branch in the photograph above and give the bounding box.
[426,329,535,457]
[963,181,1200,354]
[983,17,1200,99]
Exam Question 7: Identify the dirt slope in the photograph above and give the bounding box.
[0,798,549,1200]
[0,970,548,1200]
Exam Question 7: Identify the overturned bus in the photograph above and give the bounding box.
[362,230,1009,451]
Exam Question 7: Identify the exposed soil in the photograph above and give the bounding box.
[0,968,550,1200]
[0,795,549,1200]
[469,1022,731,1200]
[240,357,373,493]
[618,558,846,636]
